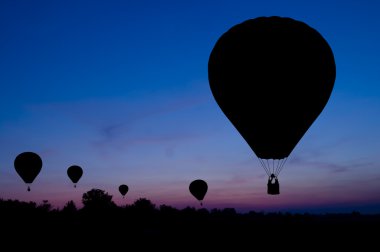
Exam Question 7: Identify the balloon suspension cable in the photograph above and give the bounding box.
[275,157,288,176]
[258,158,271,177]
[258,158,288,178]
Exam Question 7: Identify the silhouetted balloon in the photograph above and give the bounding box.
[67,165,83,188]
[189,179,208,206]
[208,16,335,192]
[119,184,129,198]
[14,152,43,191]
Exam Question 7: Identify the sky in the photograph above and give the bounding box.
[1,0,380,214]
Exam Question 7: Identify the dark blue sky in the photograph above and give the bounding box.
[1,0,380,213]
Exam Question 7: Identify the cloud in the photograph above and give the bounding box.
[290,156,348,174]
[88,96,211,154]
[260,138,380,174]
[222,175,252,185]
[100,123,126,140]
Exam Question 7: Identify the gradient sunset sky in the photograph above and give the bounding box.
[1,0,380,213]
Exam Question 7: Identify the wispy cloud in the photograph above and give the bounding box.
[290,157,349,173]
[221,175,253,185]
[289,150,377,175]
[100,123,126,140]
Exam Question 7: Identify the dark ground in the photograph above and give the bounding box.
[1,197,379,250]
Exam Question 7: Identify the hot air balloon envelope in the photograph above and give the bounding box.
[14,152,42,184]
[67,165,83,184]
[208,16,336,160]
[189,179,208,201]
[119,184,129,197]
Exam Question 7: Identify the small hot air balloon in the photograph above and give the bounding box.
[189,179,208,206]
[67,165,83,188]
[208,16,336,194]
[119,184,129,198]
[14,152,43,191]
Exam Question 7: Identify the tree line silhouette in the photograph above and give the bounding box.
[1,188,379,248]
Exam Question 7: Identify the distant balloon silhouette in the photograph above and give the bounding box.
[67,165,83,188]
[189,179,208,206]
[208,16,336,194]
[119,184,129,198]
[14,152,43,191]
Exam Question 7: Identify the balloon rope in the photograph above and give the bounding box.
[259,158,270,177]
[266,160,271,175]
[258,158,266,175]
[275,159,281,176]
[274,159,282,176]
[277,157,288,176]
[262,159,270,176]
[270,159,275,175]
[280,157,288,174]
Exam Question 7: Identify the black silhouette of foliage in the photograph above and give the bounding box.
[159,204,179,215]
[62,200,77,213]
[82,188,116,210]
[131,198,156,212]
[1,193,379,249]
[37,200,52,212]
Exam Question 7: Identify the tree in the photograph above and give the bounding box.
[82,188,116,211]
[62,200,77,213]
[37,200,52,212]
[159,204,178,215]
[131,198,156,214]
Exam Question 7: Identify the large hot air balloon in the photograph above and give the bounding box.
[208,16,336,194]
[189,179,208,206]
[119,184,129,198]
[14,152,43,191]
[67,165,83,188]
